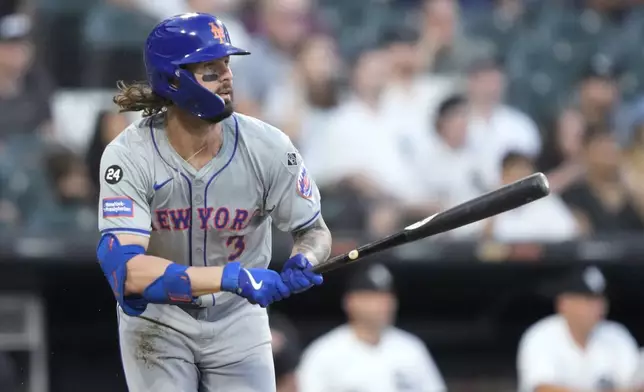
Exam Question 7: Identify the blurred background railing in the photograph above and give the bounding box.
[3,0,644,391]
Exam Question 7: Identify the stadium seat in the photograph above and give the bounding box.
[608,8,644,100]
[463,11,524,58]
[0,295,48,392]
[502,8,625,121]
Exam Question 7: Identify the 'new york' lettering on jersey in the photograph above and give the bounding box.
[152,207,255,232]
[97,113,322,320]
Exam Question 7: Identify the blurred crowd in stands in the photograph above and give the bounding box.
[3,0,644,243]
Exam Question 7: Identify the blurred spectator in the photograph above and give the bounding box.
[420,94,486,238]
[312,48,414,198]
[379,26,458,146]
[466,58,542,190]
[312,47,431,237]
[297,263,446,392]
[536,107,587,193]
[235,0,314,117]
[85,110,129,196]
[263,33,342,165]
[517,266,642,392]
[561,126,644,236]
[25,146,96,234]
[269,311,304,392]
[575,56,620,131]
[0,12,54,139]
[623,116,644,212]
[485,152,579,243]
[417,0,493,76]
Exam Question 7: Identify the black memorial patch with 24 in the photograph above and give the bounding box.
[105,165,123,185]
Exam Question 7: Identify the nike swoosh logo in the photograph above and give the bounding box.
[153,178,173,191]
[243,269,263,290]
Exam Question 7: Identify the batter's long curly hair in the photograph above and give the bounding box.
[113,80,173,117]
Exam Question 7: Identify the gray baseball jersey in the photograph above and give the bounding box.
[98,112,321,392]
[98,112,321,321]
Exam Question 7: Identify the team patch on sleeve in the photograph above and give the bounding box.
[296,165,313,199]
[286,152,298,166]
[102,197,134,218]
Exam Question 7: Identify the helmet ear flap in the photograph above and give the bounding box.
[163,69,226,119]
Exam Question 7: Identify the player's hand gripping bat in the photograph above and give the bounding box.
[193,172,550,306]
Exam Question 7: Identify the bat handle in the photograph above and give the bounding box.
[312,251,356,274]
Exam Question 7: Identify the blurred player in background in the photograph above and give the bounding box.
[297,263,446,392]
[517,266,642,392]
[96,13,331,392]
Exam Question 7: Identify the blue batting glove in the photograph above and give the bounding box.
[221,262,291,308]
[280,254,324,293]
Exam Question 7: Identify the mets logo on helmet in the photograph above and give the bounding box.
[297,165,313,199]
[209,22,226,44]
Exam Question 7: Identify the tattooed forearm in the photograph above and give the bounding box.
[291,216,332,266]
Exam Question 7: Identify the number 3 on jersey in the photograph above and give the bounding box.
[226,236,245,261]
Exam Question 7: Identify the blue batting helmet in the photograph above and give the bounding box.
[144,13,250,120]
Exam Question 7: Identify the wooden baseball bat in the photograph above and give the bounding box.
[312,172,551,274]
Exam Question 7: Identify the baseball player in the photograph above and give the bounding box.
[298,263,446,392]
[517,266,642,392]
[95,13,331,392]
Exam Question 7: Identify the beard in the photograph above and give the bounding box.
[203,90,234,124]
[204,100,234,124]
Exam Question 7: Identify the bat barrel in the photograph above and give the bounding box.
[408,172,550,241]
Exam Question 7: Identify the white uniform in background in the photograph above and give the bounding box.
[634,349,644,387]
[297,325,446,392]
[517,314,641,392]
[491,195,580,243]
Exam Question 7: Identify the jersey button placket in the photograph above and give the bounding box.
[193,185,206,265]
